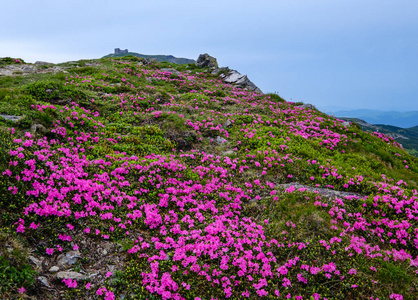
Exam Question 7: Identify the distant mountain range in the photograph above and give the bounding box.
[340,117,418,157]
[334,109,418,128]
[102,52,195,64]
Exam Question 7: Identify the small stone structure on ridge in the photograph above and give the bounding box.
[114,48,128,54]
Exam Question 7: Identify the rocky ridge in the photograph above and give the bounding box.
[196,53,263,93]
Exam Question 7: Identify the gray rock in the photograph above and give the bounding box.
[57,250,81,268]
[222,120,232,128]
[107,264,117,271]
[278,182,362,201]
[88,273,99,279]
[222,150,235,156]
[220,69,262,93]
[161,68,180,76]
[196,53,218,69]
[22,66,35,73]
[215,136,228,144]
[296,103,316,110]
[137,58,152,66]
[342,121,350,127]
[38,276,51,287]
[0,115,24,122]
[56,271,86,281]
[31,124,47,134]
[35,61,53,66]
[211,67,229,75]
[29,255,43,270]
[49,266,60,273]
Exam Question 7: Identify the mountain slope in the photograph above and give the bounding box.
[102,52,195,64]
[335,109,418,128]
[0,55,418,299]
[340,117,418,157]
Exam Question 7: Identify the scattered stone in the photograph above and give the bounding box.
[215,136,228,144]
[211,67,229,75]
[52,67,66,73]
[102,249,108,256]
[88,273,99,279]
[296,103,316,110]
[22,66,35,73]
[35,61,54,66]
[102,242,114,252]
[28,255,43,270]
[49,266,59,273]
[31,123,47,134]
[196,53,218,69]
[57,250,81,268]
[137,58,152,66]
[278,182,362,201]
[161,68,180,76]
[222,150,235,156]
[0,114,24,122]
[222,120,232,128]
[107,264,117,271]
[56,271,87,281]
[38,276,51,288]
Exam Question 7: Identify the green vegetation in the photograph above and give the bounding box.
[0,57,25,66]
[342,117,418,157]
[102,52,195,64]
[0,56,417,299]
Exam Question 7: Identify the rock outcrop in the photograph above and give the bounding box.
[0,115,24,122]
[295,103,316,110]
[196,53,262,94]
[196,53,218,69]
[277,182,362,201]
[0,63,67,76]
[56,271,87,281]
[219,69,262,94]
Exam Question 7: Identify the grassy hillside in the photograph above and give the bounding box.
[1,55,418,300]
[376,125,418,157]
[102,52,195,64]
[341,117,418,157]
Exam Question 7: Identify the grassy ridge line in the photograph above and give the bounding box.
[102,52,195,64]
[0,55,417,299]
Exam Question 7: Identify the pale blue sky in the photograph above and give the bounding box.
[1,0,417,111]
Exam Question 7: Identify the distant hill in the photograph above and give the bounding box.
[335,109,418,128]
[102,52,195,64]
[341,117,418,156]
